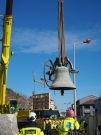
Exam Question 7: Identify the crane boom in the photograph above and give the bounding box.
[0,0,13,113]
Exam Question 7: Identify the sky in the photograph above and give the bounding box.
[0,0,101,111]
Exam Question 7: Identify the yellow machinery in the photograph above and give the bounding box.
[0,0,13,113]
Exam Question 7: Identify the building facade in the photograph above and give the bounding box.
[76,95,97,117]
[33,93,56,110]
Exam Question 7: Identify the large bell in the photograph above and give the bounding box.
[50,66,76,90]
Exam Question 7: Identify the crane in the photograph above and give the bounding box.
[0,0,13,113]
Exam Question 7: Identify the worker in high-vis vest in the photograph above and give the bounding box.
[58,109,80,135]
[19,112,44,135]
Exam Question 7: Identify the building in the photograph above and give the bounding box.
[50,99,56,110]
[76,95,97,117]
[76,95,101,135]
[33,93,56,110]
[95,96,101,112]
[95,96,101,132]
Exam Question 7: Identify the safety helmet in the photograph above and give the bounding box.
[29,112,36,121]
[66,109,74,118]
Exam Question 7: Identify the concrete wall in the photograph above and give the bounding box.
[0,114,19,135]
[86,116,96,135]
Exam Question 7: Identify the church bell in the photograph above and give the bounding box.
[50,66,76,90]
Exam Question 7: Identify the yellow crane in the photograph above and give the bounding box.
[0,0,13,113]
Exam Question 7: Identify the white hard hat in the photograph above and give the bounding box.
[29,112,36,121]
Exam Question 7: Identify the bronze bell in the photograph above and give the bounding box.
[50,66,76,90]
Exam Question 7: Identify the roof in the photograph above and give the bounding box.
[77,95,98,105]
[81,99,96,105]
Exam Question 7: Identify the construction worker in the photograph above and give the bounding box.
[79,118,88,134]
[19,112,44,135]
[58,109,80,135]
